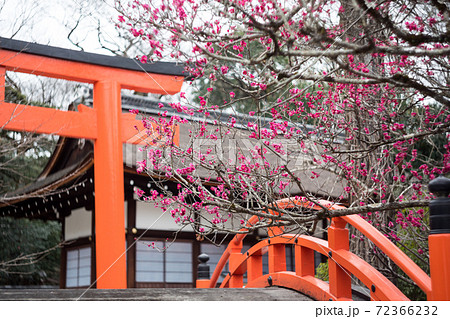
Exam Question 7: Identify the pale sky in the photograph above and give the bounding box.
[0,0,190,105]
[0,0,119,54]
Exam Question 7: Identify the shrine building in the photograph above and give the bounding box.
[0,37,339,289]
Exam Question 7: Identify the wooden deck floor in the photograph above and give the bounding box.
[0,287,314,301]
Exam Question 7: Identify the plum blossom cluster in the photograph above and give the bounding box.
[117,0,449,266]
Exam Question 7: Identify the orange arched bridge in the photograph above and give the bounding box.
[196,197,450,301]
[1,37,449,301]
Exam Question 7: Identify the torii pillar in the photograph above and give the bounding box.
[0,37,184,288]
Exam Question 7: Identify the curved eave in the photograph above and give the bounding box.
[0,154,94,210]
[38,136,70,180]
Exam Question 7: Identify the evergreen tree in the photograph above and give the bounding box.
[0,81,61,286]
[0,217,60,286]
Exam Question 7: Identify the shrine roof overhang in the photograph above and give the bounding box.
[0,151,94,220]
[0,144,180,221]
[0,37,186,76]
[0,91,347,220]
[0,133,179,220]
[0,133,346,221]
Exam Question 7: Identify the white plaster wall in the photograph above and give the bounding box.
[65,207,92,240]
[136,201,193,232]
[65,202,128,241]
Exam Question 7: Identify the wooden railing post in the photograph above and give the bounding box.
[328,217,352,300]
[268,240,286,273]
[295,240,315,277]
[228,239,244,288]
[247,249,263,283]
[428,176,450,301]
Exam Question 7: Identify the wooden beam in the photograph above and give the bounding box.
[0,103,97,139]
[0,49,183,95]
[0,102,179,145]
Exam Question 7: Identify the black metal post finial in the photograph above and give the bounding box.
[428,176,450,234]
[197,253,210,280]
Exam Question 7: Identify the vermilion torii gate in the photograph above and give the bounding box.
[0,37,184,289]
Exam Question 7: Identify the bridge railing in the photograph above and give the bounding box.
[196,197,435,301]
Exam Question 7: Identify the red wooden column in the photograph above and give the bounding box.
[295,244,315,277]
[429,235,450,300]
[0,66,5,101]
[93,80,127,289]
[268,242,286,273]
[428,176,450,300]
[247,249,263,283]
[228,239,244,287]
[328,217,352,300]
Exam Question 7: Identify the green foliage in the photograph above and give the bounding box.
[0,217,61,286]
[0,135,54,193]
[402,102,448,171]
[192,76,259,114]
[0,85,57,194]
[192,74,318,123]
[314,222,429,301]
[0,84,61,286]
[412,132,447,170]
[190,36,313,116]
[315,261,329,281]
[394,209,430,301]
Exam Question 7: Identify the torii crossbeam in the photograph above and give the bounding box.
[0,37,184,289]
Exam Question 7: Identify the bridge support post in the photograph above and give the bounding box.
[295,244,315,277]
[269,243,286,273]
[229,239,244,288]
[428,176,450,301]
[328,217,352,300]
[247,250,263,283]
